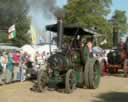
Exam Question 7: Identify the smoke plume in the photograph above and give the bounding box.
[27,0,64,19]
[26,0,65,43]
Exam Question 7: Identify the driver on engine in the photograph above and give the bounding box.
[81,38,93,65]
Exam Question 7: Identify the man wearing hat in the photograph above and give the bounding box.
[80,37,93,65]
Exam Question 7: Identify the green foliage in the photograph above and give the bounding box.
[64,0,112,23]
[64,0,113,48]
[112,10,128,34]
[0,0,31,47]
[0,32,8,43]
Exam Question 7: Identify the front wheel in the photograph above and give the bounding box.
[65,69,76,93]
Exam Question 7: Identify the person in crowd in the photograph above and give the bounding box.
[0,52,4,85]
[1,52,8,83]
[40,51,47,70]
[35,52,38,62]
[46,52,50,60]
[118,38,125,50]
[42,51,46,61]
[12,51,20,81]
[34,51,47,92]
[35,51,47,72]
[6,52,13,83]
[25,54,34,79]
[19,51,26,82]
[35,52,43,65]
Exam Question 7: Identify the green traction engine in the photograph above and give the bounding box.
[37,18,101,93]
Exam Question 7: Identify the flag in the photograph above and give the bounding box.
[8,24,16,39]
[30,25,37,44]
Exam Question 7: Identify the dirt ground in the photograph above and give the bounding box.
[0,76,128,102]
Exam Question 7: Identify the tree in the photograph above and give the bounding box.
[111,10,128,34]
[0,0,31,46]
[64,0,113,48]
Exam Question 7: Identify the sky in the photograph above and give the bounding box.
[108,0,128,19]
[32,0,128,43]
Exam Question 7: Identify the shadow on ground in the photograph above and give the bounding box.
[93,92,128,102]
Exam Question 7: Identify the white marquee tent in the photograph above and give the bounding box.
[21,44,58,61]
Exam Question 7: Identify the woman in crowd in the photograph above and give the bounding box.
[12,51,20,81]
[6,52,13,83]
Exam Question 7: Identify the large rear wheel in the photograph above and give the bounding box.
[84,59,91,88]
[84,58,101,89]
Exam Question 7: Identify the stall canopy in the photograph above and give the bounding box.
[46,24,100,36]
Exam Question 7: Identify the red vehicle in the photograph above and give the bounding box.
[101,30,128,77]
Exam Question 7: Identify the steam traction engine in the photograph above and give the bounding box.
[37,18,101,93]
[103,28,128,76]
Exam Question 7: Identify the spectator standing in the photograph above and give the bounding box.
[40,51,47,70]
[0,53,4,85]
[1,52,8,83]
[19,51,26,82]
[42,51,46,61]
[35,52,45,71]
[36,52,43,65]
[46,52,50,60]
[6,52,13,83]
[12,51,20,81]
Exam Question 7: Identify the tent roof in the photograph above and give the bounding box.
[46,23,100,36]
[0,45,20,50]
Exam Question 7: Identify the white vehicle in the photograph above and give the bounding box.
[92,46,110,75]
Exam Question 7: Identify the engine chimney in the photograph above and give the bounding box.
[113,27,120,48]
[57,17,63,49]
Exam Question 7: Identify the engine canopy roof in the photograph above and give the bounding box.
[46,23,101,36]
